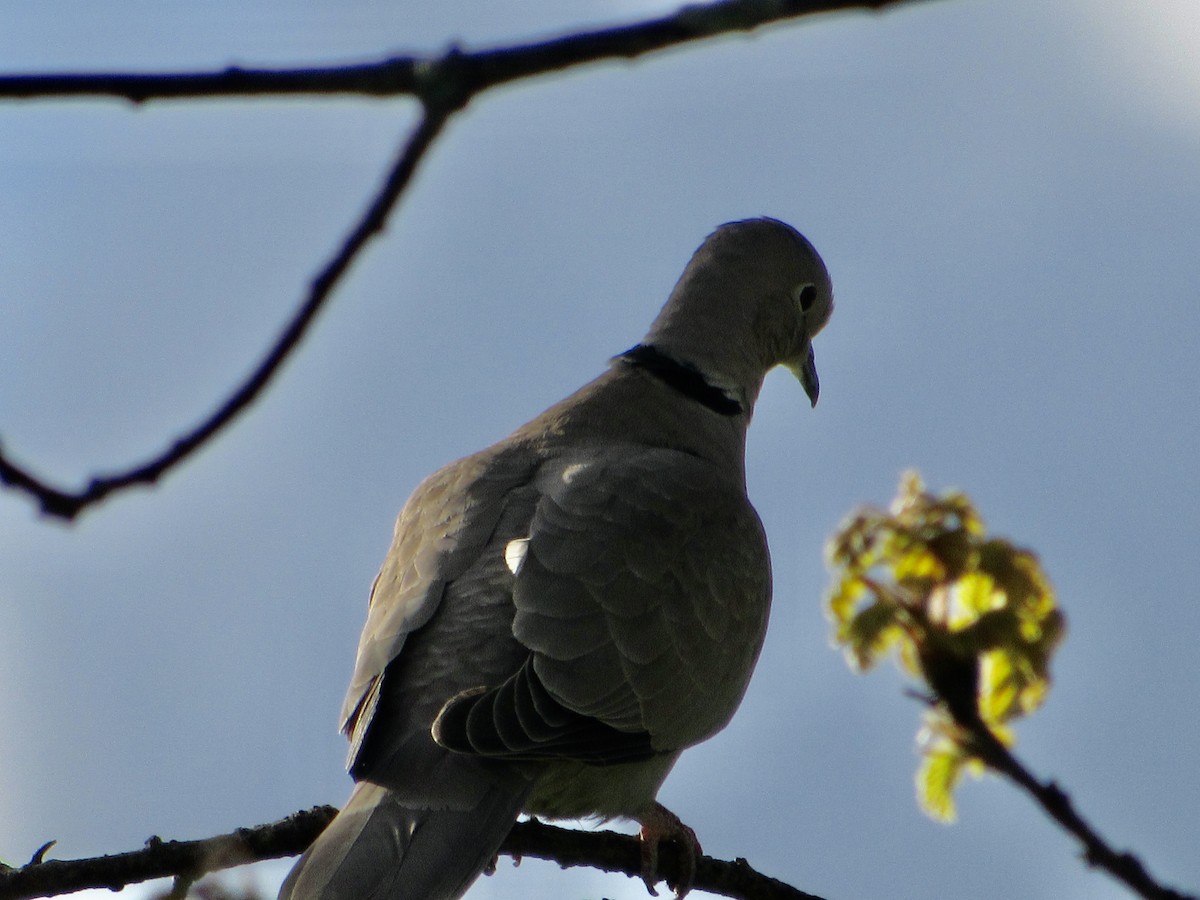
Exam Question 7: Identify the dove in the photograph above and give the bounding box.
[280,217,833,900]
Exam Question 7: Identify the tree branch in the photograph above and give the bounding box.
[0,810,828,900]
[0,808,336,900]
[0,103,451,520]
[959,723,1196,900]
[0,0,931,104]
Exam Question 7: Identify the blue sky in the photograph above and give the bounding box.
[2,2,1199,899]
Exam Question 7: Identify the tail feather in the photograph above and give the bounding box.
[279,779,529,900]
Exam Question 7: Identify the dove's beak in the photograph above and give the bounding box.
[791,345,819,407]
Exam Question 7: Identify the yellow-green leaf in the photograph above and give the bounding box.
[917,744,963,822]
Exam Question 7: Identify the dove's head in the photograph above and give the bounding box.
[643,217,833,410]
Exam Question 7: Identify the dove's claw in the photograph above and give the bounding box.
[637,803,700,900]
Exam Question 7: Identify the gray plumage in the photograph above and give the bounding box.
[280,217,833,900]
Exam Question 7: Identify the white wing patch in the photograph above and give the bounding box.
[560,462,590,484]
[505,537,530,576]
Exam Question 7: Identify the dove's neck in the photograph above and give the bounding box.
[614,344,744,417]
[516,362,753,477]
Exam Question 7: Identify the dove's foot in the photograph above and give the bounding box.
[637,802,701,899]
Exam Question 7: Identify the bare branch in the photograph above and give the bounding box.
[504,817,829,900]
[0,104,451,520]
[0,0,932,105]
[0,811,827,900]
[960,724,1196,900]
[0,808,337,900]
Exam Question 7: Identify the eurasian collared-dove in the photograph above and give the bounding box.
[279,217,833,900]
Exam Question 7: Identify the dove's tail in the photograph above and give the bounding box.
[279,780,527,900]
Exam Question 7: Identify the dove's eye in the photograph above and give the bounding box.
[797,284,817,313]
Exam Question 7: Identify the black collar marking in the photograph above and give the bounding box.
[617,344,744,416]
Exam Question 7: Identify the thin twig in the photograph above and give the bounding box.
[0,0,930,104]
[0,811,826,900]
[960,725,1196,900]
[0,104,451,520]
